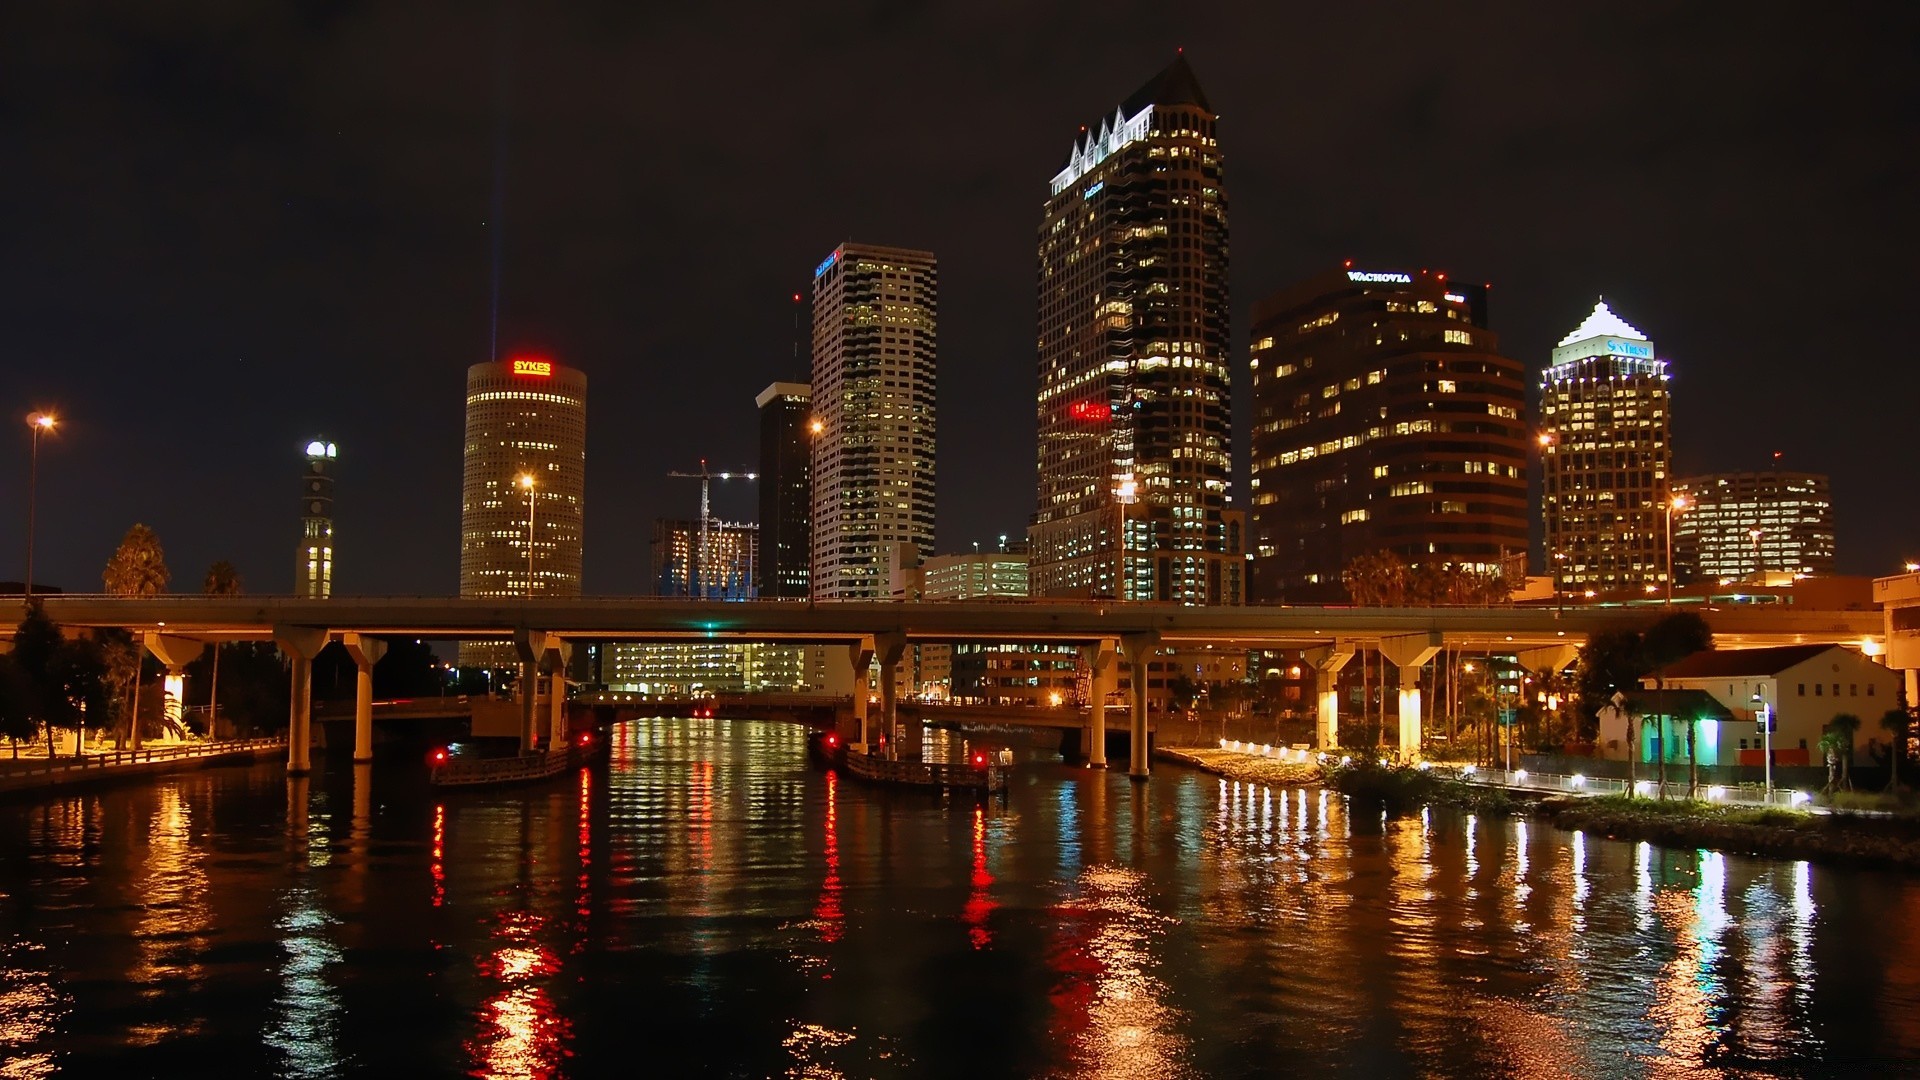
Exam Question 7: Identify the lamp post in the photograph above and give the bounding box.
[1752,686,1773,799]
[1113,474,1138,600]
[518,473,537,597]
[1748,527,1764,581]
[24,412,56,599]
[1664,493,1689,605]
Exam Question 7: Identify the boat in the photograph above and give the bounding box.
[809,730,1007,793]
[428,731,603,788]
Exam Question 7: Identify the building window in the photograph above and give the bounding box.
[1814,684,1822,696]
[1798,683,1806,696]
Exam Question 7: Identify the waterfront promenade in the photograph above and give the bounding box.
[0,737,285,795]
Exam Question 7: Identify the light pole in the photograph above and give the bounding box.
[519,473,537,597]
[1752,686,1774,799]
[1113,474,1137,600]
[1749,527,1764,581]
[24,412,56,599]
[1664,493,1689,604]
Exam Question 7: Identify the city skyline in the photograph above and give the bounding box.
[6,5,1916,596]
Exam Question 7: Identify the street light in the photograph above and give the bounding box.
[1751,686,1774,798]
[1664,493,1689,605]
[518,473,537,597]
[1113,474,1138,600]
[24,411,57,599]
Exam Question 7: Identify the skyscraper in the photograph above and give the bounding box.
[809,243,937,601]
[296,438,336,598]
[756,381,813,598]
[458,356,586,667]
[1674,471,1835,583]
[1246,267,1527,601]
[1540,301,1672,597]
[1030,55,1232,604]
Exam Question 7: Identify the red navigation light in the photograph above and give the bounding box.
[971,751,988,768]
[1343,259,1353,269]
[577,731,592,747]
[428,747,449,766]
[824,732,840,748]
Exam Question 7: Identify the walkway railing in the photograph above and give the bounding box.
[1435,764,1815,809]
[0,737,286,780]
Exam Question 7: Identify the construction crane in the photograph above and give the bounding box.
[667,460,758,598]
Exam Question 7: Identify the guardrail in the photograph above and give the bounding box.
[0,737,286,779]
[1435,765,1815,809]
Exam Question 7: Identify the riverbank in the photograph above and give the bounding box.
[1540,795,1920,872]
[1155,746,1321,786]
[0,738,285,799]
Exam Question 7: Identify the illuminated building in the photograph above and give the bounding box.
[1540,301,1672,596]
[1030,55,1233,604]
[649,518,757,600]
[1246,267,1527,602]
[810,243,937,600]
[756,381,813,599]
[1673,471,1834,583]
[608,519,803,692]
[458,356,586,668]
[296,438,336,598]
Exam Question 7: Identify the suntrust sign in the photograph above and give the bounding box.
[1604,338,1653,359]
[1347,270,1412,284]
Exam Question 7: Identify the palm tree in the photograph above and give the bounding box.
[103,524,169,749]
[1828,713,1861,791]
[1882,708,1913,792]
[1817,730,1847,794]
[202,561,242,738]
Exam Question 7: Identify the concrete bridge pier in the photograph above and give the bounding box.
[546,639,571,747]
[846,637,874,752]
[1380,633,1441,762]
[1123,633,1157,781]
[274,625,331,775]
[1305,643,1355,751]
[876,633,907,760]
[341,633,387,763]
[142,633,204,752]
[1083,638,1117,768]
[513,629,547,754]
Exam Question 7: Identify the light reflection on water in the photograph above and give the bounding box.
[0,717,1917,1074]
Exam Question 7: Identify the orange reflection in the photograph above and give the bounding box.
[962,805,995,950]
[1046,865,1187,1078]
[468,911,570,1079]
[0,940,66,1079]
[129,784,210,1044]
[430,803,446,908]
[576,768,592,927]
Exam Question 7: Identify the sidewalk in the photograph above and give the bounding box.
[0,737,287,795]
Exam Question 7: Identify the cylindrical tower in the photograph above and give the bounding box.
[458,356,587,668]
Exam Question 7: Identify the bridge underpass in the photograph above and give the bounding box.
[25,596,1885,781]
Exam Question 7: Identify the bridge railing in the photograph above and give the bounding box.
[1437,765,1815,809]
[0,737,286,779]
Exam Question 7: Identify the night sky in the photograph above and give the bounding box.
[5,2,1916,597]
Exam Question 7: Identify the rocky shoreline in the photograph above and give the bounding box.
[1159,749,1920,872]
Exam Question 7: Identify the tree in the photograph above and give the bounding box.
[1883,708,1913,792]
[0,655,33,756]
[1575,630,1645,738]
[203,560,243,738]
[5,607,109,755]
[103,524,168,749]
[1817,730,1847,794]
[1827,713,1861,791]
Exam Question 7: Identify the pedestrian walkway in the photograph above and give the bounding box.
[0,737,286,794]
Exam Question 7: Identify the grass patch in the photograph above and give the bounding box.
[1575,794,1814,828]
[1323,758,1517,815]
[1819,789,1920,816]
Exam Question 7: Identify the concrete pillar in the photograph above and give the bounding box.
[876,633,907,760]
[512,628,548,755]
[1083,638,1117,768]
[142,633,205,751]
[846,637,874,752]
[1379,633,1441,762]
[1122,633,1157,781]
[1304,642,1356,751]
[544,639,571,748]
[341,634,387,764]
[273,625,331,775]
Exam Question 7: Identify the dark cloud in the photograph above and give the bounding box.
[2,0,1914,595]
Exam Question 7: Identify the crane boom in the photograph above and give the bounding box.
[666,459,758,597]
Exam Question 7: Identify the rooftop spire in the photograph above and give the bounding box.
[1559,299,1648,346]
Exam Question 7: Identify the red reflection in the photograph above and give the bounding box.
[690,760,713,871]
[576,768,592,926]
[814,770,844,946]
[467,911,570,1078]
[963,805,995,950]
[430,803,446,908]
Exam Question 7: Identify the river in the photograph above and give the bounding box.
[2,716,1917,1077]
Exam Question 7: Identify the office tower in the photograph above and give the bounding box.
[1246,267,1527,602]
[1030,55,1232,604]
[296,438,336,598]
[457,355,587,668]
[809,243,937,600]
[1540,301,1672,597]
[756,382,813,598]
[1673,471,1835,583]
[649,518,758,600]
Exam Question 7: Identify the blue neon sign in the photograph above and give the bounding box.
[1604,338,1653,358]
[1084,181,1104,200]
[813,250,840,279]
